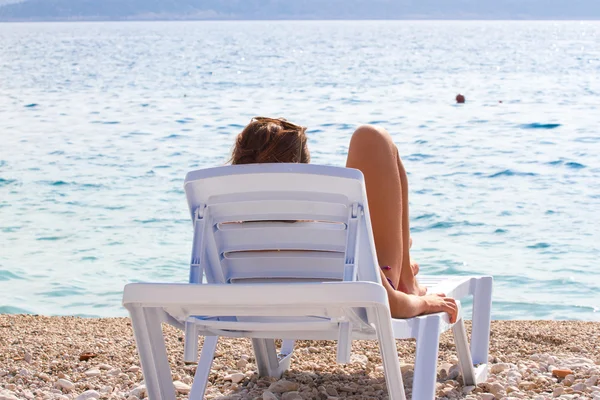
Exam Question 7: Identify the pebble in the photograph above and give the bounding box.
[262,392,278,400]
[518,381,536,390]
[55,379,75,391]
[349,354,368,365]
[75,390,101,400]
[1,317,599,400]
[38,373,50,382]
[281,392,302,400]
[84,368,101,377]
[0,391,19,400]
[225,373,245,384]
[173,381,191,394]
[552,368,573,378]
[491,363,510,373]
[268,380,299,393]
[129,385,146,398]
[563,374,576,386]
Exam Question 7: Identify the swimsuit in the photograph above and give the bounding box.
[381,266,396,290]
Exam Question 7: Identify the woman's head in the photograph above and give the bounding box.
[230,117,310,165]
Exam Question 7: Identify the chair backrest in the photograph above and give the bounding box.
[184,164,381,286]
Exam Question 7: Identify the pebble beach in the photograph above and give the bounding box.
[1,316,599,400]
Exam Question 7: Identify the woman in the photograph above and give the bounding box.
[230,117,458,323]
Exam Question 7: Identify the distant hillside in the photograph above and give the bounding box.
[1,0,600,21]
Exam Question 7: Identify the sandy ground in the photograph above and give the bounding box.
[0,316,599,399]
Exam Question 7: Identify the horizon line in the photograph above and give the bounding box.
[1,17,600,23]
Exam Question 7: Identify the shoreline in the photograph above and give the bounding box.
[0,316,599,399]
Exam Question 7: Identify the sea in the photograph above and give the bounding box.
[0,21,599,320]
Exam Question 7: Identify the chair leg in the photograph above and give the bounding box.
[452,317,476,386]
[189,336,218,400]
[280,339,295,356]
[252,338,283,378]
[128,306,177,400]
[471,276,493,366]
[374,306,406,400]
[412,315,441,400]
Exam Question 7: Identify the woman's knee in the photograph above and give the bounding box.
[349,125,395,152]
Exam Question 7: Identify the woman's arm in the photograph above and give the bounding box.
[380,270,458,323]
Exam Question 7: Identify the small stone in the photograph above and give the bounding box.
[564,374,576,386]
[19,368,30,376]
[282,392,302,400]
[79,352,98,361]
[400,363,414,373]
[236,359,248,369]
[491,363,510,374]
[84,369,101,377]
[268,380,299,393]
[349,354,368,365]
[506,386,519,393]
[571,382,587,391]
[100,386,113,394]
[519,381,536,391]
[587,376,599,386]
[108,368,121,376]
[225,373,245,384]
[127,366,140,373]
[480,394,495,400]
[552,368,573,378]
[308,346,319,353]
[22,390,34,400]
[38,372,50,382]
[553,388,564,399]
[173,381,191,394]
[375,365,384,373]
[0,370,7,377]
[0,391,19,400]
[463,385,475,395]
[488,382,504,395]
[56,379,75,391]
[325,386,338,396]
[98,364,113,370]
[75,390,101,400]
[448,364,460,380]
[263,391,278,400]
[130,385,146,398]
[5,384,16,391]
[24,352,32,364]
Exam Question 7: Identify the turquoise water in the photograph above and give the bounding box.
[0,21,599,320]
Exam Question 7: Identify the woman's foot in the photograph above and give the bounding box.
[411,258,419,276]
[398,279,428,296]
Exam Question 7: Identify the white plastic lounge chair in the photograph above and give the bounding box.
[122,163,493,400]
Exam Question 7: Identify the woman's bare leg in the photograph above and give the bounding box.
[345,125,425,295]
